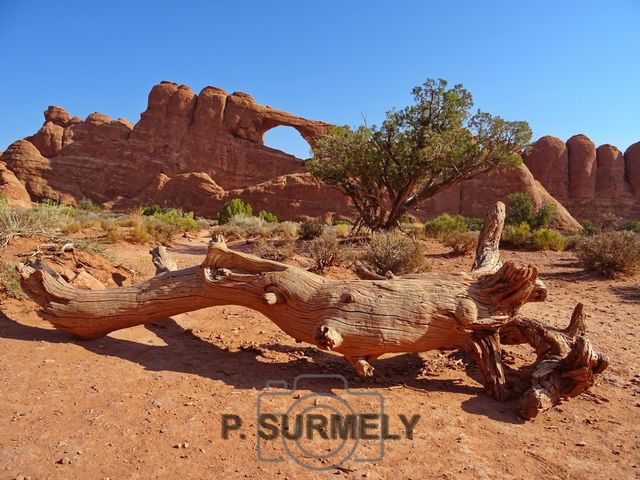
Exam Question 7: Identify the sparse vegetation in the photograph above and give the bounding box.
[424,213,468,239]
[575,231,640,278]
[505,192,556,229]
[580,219,597,236]
[442,230,478,255]
[623,220,640,234]
[298,218,324,240]
[0,195,71,246]
[307,230,342,273]
[78,198,103,212]
[220,215,274,239]
[363,230,427,275]
[501,222,532,248]
[0,260,24,299]
[530,228,567,251]
[253,238,296,262]
[258,210,278,223]
[218,198,253,224]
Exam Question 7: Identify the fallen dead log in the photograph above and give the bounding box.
[16,202,607,418]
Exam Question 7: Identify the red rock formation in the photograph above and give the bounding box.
[522,135,569,203]
[0,160,31,208]
[625,141,640,201]
[421,164,582,231]
[523,134,639,220]
[567,134,598,200]
[5,80,633,229]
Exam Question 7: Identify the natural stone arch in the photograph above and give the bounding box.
[261,124,314,159]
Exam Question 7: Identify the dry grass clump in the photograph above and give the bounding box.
[307,230,345,273]
[442,231,479,255]
[363,230,427,275]
[253,238,296,262]
[575,231,640,278]
[0,197,71,246]
[0,260,24,299]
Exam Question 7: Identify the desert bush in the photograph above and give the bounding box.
[0,196,71,246]
[218,198,253,224]
[575,231,640,278]
[442,231,479,255]
[78,198,102,212]
[152,208,199,233]
[364,230,427,275]
[623,220,640,234]
[258,210,278,223]
[530,228,567,251]
[333,223,352,237]
[140,204,162,216]
[501,222,531,248]
[597,212,620,232]
[580,219,597,236]
[465,217,484,231]
[298,218,324,240]
[506,192,556,229]
[0,260,24,299]
[220,215,274,239]
[99,218,123,243]
[253,238,296,262]
[307,230,343,273]
[424,213,467,239]
[273,221,299,239]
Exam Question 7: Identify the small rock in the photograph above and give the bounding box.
[56,457,72,465]
[575,441,587,447]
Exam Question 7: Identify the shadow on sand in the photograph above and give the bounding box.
[0,310,523,424]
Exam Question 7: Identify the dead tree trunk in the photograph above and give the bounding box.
[16,202,607,419]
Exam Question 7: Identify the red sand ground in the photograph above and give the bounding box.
[0,234,638,479]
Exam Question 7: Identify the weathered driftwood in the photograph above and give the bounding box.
[16,202,607,418]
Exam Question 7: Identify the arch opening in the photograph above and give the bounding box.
[262,126,313,160]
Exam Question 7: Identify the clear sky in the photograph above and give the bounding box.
[1,0,638,159]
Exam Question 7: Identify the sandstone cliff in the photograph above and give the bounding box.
[6,81,634,231]
[522,135,640,220]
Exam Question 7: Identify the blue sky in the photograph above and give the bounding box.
[1,1,638,159]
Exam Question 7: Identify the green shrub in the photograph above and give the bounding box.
[333,223,352,237]
[623,220,640,233]
[218,199,253,224]
[502,222,531,248]
[465,217,484,231]
[308,230,342,273]
[506,192,556,229]
[152,209,199,233]
[532,202,556,229]
[253,238,295,262]
[364,230,427,275]
[442,231,479,255]
[79,198,102,212]
[0,260,24,299]
[298,218,324,240]
[258,210,278,223]
[334,219,353,227]
[575,231,640,278]
[530,228,567,251]
[424,213,467,239]
[220,215,274,239]
[580,219,597,236]
[140,204,162,216]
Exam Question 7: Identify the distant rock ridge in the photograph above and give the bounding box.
[522,135,640,220]
[2,81,634,230]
